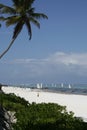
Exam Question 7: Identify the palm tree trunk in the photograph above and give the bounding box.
[0,38,16,59]
[0,34,18,59]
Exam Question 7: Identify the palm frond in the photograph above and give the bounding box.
[5,16,21,27]
[24,0,35,9]
[31,13,48,19]
[12,0,35,8]
[27,7,35,14]
[12,0,22,7]
[0,4,4,9]
[13,20,24,39]
[25,19,32,40]
[30,17,40,29]
[0,16,21,27]
[0,4,16,14]
[24,0,35,5]
[0,16,6,21]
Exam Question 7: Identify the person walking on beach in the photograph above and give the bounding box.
[37,92,39,97]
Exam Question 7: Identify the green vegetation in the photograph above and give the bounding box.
[0,93,87,130]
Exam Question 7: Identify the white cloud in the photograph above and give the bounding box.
[8,52,87,74]
[1,52,87,83]
[48,52,87,66]
[9,52,87,66]
[3,52,87,67]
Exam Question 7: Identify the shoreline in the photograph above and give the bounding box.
[2,85,87,96]
[32,88,87,96]
[2,86,87,122]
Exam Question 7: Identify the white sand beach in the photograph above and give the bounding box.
[2,86,87,122]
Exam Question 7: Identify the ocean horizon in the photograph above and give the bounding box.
[6,83,87,96]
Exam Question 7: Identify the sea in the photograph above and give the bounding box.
[13,83,87,95]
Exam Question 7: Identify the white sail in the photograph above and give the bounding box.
[61,83,63,88]
[40,83,43,88]
[37,83,40,88]
[37,83,42,89]
[69,84,71,89]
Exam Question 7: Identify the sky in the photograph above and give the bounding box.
[0,0,87,85]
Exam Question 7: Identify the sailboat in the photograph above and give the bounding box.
[37,83,40,89]
[40,83,43,88]
[61,83,64,88]
[37,83,43,89]
[68,84,71,89]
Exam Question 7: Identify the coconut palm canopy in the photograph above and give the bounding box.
[0,0,48,58]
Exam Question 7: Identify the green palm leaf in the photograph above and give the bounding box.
[5,16,21,26]
[25,19,32,40]
[31,13,48,19]
[0,16,6,21]
[13,20,24,39]
[0,4,16,14]
[30,17,40,28]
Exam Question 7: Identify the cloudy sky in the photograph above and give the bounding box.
[0,0,87,84]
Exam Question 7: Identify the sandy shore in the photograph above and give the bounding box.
[2,86,87,122]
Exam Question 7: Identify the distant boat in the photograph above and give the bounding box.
[40,83,43,88]
[61,83,64,88]
[37,83,42,89]
[54,84,56,87]
[68,84,71,89]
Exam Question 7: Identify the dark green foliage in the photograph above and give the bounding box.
[0,93,87,130]
[0,0,48,40]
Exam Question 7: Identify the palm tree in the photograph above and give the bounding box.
[0,0,48,59]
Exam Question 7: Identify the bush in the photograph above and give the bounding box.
[0,93,87,130]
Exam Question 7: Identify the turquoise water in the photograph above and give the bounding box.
[13,83,87,95]
[17,83,87,89]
